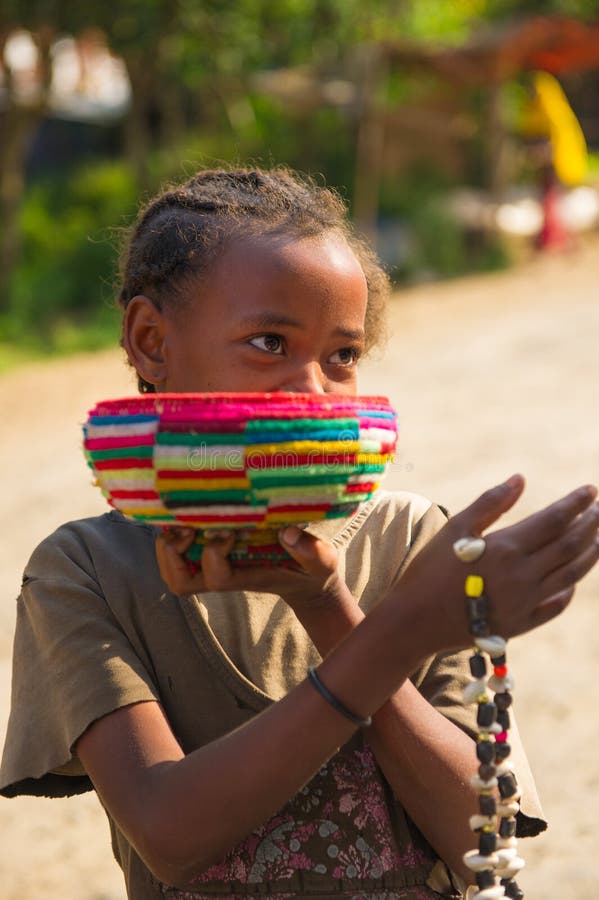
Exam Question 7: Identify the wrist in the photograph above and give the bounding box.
[293,578,364,657]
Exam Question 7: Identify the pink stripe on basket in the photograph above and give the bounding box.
[85,434,155,450]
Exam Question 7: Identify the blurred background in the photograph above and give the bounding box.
[2,1,599,898]
[2,0,599,365]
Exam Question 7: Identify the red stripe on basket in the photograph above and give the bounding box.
[84,435,155,450]
[268,503,330,513]
[176,513,264,524]
[93,458,153,470]
[156,468,244,479]
[345,482,376,493]
[111,490,160,500]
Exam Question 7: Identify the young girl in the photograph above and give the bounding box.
[1,167,598,900]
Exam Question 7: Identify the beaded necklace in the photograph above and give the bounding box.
[459,571,526,900]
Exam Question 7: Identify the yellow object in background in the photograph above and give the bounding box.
[522,71,588,186]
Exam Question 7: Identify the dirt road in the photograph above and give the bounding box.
[1,239,598,898]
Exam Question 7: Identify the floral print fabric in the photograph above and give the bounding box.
[162,743,442,899]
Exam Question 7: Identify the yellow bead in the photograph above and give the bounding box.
[465,574,484,597]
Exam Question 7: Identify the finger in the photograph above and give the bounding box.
[508,484,598,554]
[531,502,599,575]
[163,526,196,554]
[155,534,206,595]
[278,526,338,577]
[198,532,236,590]
[454,474,525,536]
[539,538,599,599]
[529,586,575,629]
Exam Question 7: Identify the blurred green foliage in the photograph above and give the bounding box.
[1,162,137,354]
[2,0,597,365]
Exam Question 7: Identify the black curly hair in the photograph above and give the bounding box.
[118,166,390,392]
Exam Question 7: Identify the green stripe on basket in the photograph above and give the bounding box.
[245,417,357,432]
[162,489,251,503]
[156,432,249,446]
[248,464,357,479]
[87,446,154,461]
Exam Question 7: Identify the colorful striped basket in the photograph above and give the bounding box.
[83,393,397,566]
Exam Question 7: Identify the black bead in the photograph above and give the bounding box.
[490,652,506,666]
[497,709,511,731]
[478,763,496,781]
[479,795,497,816]
[494,691,513,711]
[468,596,489,620]
[494,741,512,761]
[470,653,487,678]
[477,740,495,763]
[499,817,517,837]
[498,771,518,799]
[470,618,491,637]
[477,701,497,728]
[476,869,496,890]
[479,831,496,855]
[501,879,525,899]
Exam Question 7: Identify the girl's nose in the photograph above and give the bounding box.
[281,362,326,394]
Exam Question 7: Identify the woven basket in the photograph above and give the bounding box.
[84,392,397,566]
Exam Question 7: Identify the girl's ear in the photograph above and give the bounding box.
[123,295,169,389]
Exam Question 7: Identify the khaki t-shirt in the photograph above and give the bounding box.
[0,491,545,899]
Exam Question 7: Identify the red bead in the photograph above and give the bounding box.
[494,665,508,677]
[495,731,508,742]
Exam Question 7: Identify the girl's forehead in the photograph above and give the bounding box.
[212,232,367,299]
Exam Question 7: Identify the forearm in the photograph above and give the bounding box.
[297,590,477,883]
[367,683,477,884]
[94,590,434,886]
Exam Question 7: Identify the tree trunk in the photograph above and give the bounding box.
[123,57,155,192]
[0,29,52,313]
[352,46,387,245]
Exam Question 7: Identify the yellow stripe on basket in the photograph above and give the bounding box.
[155,477,250,491]
[245,440,361,456]
[97,469,156,481]
[265,510,327,524]
[120,506,170,517]
[356,453,391,466]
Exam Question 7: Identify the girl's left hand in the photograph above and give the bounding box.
[155,526,352,619]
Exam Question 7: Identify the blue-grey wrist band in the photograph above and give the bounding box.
[307,667,372,728]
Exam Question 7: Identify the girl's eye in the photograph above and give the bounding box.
[329,347,360,367]
[249,334,284,355]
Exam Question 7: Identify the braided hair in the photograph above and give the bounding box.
[118,166,389,392]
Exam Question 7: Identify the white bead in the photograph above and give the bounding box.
[495,759,514,777]
[473,887,505,900]
[463,678,488,704]
[479,722,503,735]
[488,673,515,693]
[469,814,497,831]
[463,850,499,871]
[475,635,507,655]
[496,800,520,817]
[496,855,526,879]
[471,773,498,792]
[453,537,487,562]
[495,848,517,865]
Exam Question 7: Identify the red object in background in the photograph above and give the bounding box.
[538,172,570,251]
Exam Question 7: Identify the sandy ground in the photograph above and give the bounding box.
[1,239,598,898]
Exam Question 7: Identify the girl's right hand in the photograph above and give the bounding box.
[398,474,599,651]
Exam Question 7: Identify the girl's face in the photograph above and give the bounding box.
[126,232,368,396]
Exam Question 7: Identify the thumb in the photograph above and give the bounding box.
[457,474,526,536]
[200,532,236,589]
[279,526,338,576]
